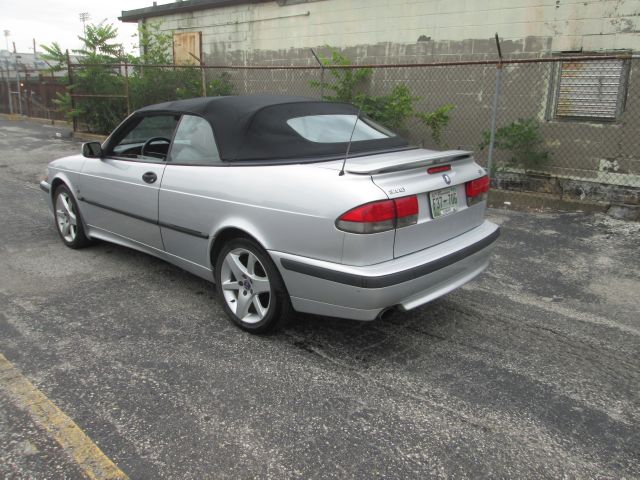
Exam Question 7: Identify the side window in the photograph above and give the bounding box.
[170,115,221,165]
[111,114,179,161]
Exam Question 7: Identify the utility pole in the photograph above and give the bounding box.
[13,41,22,115]
[3,30,8,52]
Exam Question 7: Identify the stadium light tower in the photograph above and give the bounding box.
[79,12,90,36]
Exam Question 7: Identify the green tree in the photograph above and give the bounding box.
[41,23,126,133]
[128,22,200,110]
[128,22,233,110]
[76,24,121,58]
[135,21,173,64]
[39,42,67,70]
[42,21,235,133]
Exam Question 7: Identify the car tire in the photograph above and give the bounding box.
[215,237,290,334]
[53,184,91,249]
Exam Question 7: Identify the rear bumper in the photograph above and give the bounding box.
[269,220,500,321]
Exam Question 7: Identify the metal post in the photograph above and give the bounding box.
[123,56,131,115]
[486,34,503,179]
[188,52,207,97]
[310,48,325,101]
[24,68,32,117]
[66,50,77,132]
[201,63,206,97]
[13,42,22,115]
[4,59,12,114]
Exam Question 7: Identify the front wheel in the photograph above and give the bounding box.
[53,184,91,249]
[214,238,289,333]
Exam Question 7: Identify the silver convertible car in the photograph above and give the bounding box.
[41,95,499,333]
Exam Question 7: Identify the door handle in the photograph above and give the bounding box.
[142,171,157,184]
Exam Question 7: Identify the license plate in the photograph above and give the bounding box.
[429,186,458,218]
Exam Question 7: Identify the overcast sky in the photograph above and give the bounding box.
[2,0,172,54]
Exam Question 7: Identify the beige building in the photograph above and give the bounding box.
[120,1,640,196]
[120,0,639,65]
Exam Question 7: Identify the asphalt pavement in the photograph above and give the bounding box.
[0,117,639,479]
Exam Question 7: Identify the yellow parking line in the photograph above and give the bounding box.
[0,353,128,479]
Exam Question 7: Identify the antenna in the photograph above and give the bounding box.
[339,108,361,176]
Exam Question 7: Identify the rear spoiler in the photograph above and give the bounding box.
[345,150,473,175]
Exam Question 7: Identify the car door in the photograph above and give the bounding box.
[78,113,180,251]
[159,114,222,272]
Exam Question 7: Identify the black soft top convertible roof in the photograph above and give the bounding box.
[137,95,409,161]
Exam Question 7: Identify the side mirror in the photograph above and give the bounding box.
[82,142,103,158]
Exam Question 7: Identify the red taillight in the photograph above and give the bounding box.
[339,199,396,223]
[337,195,419,234]
[394,195,419,228]
[465,175,490,206]
[427,165,451,174]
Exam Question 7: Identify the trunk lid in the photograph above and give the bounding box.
[358,149,487,258]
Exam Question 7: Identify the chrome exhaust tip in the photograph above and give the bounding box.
[377,307,396,321]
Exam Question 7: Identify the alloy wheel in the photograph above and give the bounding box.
[55,192,77,243]
[220,248,271,324]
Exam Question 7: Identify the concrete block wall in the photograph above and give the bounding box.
[140,0,639,187]
[148,0,640,66]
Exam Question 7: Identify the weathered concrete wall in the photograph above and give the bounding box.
[138,0,640,187]
[148,0,640,65]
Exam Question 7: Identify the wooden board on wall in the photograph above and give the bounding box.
[173,31,202,65]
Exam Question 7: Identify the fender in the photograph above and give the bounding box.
[48,156,89,237]
[208,217,272,270]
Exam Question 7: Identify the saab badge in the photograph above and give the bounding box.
[443,173,452,185]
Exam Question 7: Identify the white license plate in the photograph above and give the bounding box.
[429,186,458,218]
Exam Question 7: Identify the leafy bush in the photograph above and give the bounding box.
[310,50,372,103]
[416,104,454,147]
[480,118,550,171]
[354,85,417,131]
[41,22,236,133]
[207,72,234,96]
[311,48,453,145]
[129,67,202,111]
[128,22,202,110]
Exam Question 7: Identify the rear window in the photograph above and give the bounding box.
[234,101,409,161]
[287,115,396,143]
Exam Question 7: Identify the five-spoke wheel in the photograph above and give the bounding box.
[215,238,288,333]
[53,185,90,249]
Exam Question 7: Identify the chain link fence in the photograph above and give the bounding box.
[2,56,638,202]
[198,56,639,200]
[0,68,66,120]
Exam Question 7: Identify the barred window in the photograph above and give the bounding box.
[553,59,629,121]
